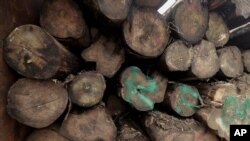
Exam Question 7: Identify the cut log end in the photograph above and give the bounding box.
[242,50,250,73]
[7,78,68,128]
[168,83,200,117]
[120,66,167,111]
[26,129,69,141]
[68,71,106,107]
[191,40,219,79]
[81,36,125,78]
[123,8,170,57]
[162,40,193,71]
[60,106,117,141]
[218,46,243,78]
[206,12,229,47]
[3,24,79,79]
[174,0,208,43]
[40,0,87,39]
[97,0,132,21]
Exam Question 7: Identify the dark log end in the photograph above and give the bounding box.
[68,71,106,107]
[174,0,208,44]
[123,8,170,57]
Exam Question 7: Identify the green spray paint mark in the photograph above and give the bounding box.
[124,66,157,110]
[175,84,200,115]
[221,96,250,126]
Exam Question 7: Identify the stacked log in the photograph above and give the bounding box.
[1,0,249,141]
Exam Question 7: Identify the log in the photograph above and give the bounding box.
[217,46,243,78]
[205,12,229,47]
[120,66,168,111]
[143,111,205,141]
[26,128,69,141]
[83,0,132,22]
[135,0,165,8]
[196,82,238,105]
[174,0,208,44]
[0,45,31,141]
[117,119,150,141]
[161,40,193,71]
[235,73,250,95]
[123,8,170,58]
[3,24,79,79]
[196,95,250,140]
[164,83,200,117]
[81,36,125,78]
[60,105,117,141]
[191,40,219,79]
[242,50,250,73]
[40,0,90,47]
[7,78,68,128]
[96,0,132,22]
[68,71,106,107]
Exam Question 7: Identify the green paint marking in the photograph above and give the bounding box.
[175,84,200,114]
[221,96,250,126]
[124,66,158,110]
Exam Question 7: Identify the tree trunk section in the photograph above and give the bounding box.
[161,40,193,71]
[81,36,125,78]
[120,66,168,111]
[174,0,208,44]
[123,8,170,58]
[0,45,31,141]
[60,105,117,141]
[26,128,69,141]
[191,40,220,79]
[68,71,106,107]
[206,12,229,47]
[164,83,200,117]
[242,50,250,73]
[217,46,243,78]
[7,78,68,128]
[3,24,79,79]
[40,0,90,47]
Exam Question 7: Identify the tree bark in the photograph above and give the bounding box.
[7,78,68,128]
[40,0,90,47]
[120,66,168,111]
[123,8,170,58]
[3,24,79,79]
[68,71,106,107]
[81,36,125,78]
[174,0,209,44]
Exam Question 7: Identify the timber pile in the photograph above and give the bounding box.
[1,0,250,141]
